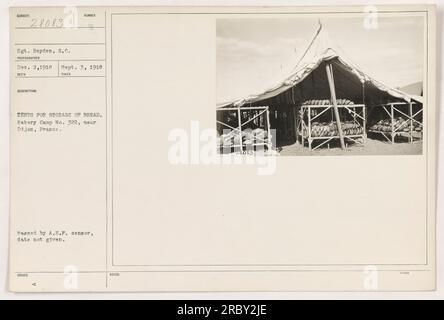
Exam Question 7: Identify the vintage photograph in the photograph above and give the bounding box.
[216,16,424,155]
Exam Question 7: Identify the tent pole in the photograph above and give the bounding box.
[293,106,298,143]
[325,63,345,149]
[362,81,365,105]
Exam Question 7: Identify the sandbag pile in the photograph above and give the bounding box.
[370,117,423,133]
[302,99,354,106]
[219,128,268,147]
[304,121,364,137]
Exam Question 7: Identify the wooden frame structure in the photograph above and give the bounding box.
[299,104,367,151]
[216,105,272,152]
[368,102,422,144]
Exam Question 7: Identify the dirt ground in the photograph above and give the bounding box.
[279,137,423,156]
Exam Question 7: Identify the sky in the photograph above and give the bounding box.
[216,15,424,103]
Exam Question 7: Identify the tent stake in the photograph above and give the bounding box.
[325,63,345,150]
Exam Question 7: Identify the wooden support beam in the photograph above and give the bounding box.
[217,106,270,111]
[216,120,240,133]
[266,107,272,150]
[237,106,243,150]
[409,102,413,143]
[390,104,395,144]
[325,63,345,150]
[311,105,332,122]
[342,105,365,121]
[393,106,422,125]
[240,109,267,128]
[363,105,367,142]
[383,105,391,118]
[308,106,312,150]
[301,108,306,145]
[293,106,298,143]
[312,137,334,150]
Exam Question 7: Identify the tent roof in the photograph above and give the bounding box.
[399,81,423,96]
[218,23,419,108]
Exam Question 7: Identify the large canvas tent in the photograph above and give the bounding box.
[218,22,419,108]
[217,22,423,150]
